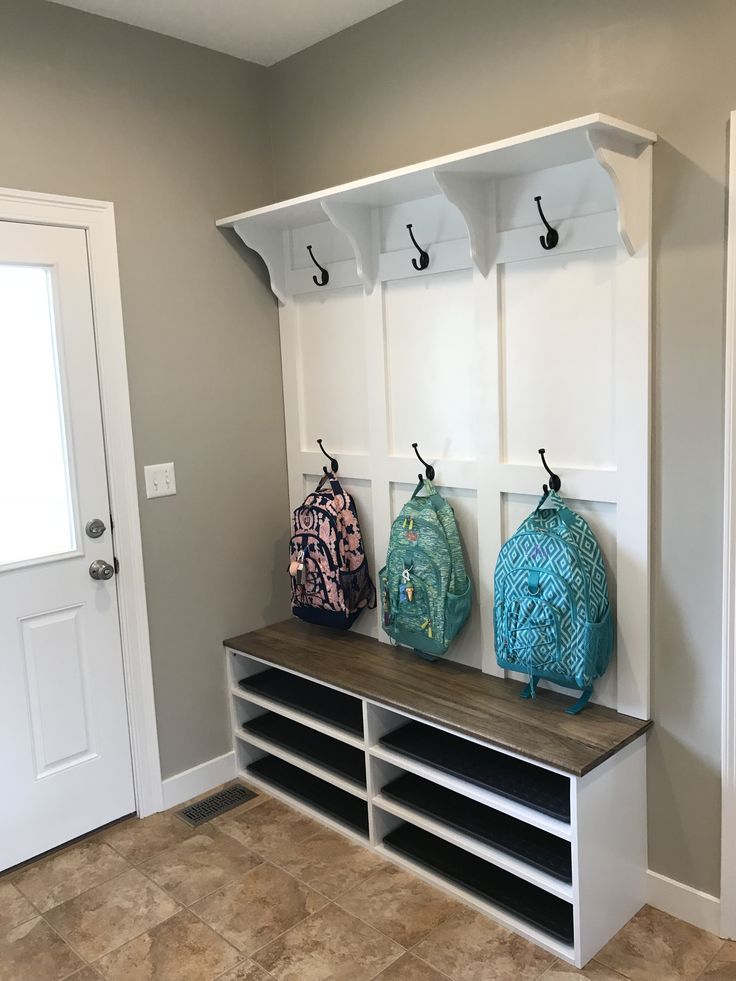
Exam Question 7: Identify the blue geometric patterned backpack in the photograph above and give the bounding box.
[493,490,613,714]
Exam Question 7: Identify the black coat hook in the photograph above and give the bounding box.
[412,442,435,482]
[406,224,430,271]
[317,438,338,473]
[307,245,329,287]
[534,196,559,251]
[538,448,561,493]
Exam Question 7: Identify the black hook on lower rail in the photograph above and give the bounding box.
[539,447,561,493]
[406,224,430,271]
[412,442,435,482]
[317,438,338,474]
[534,196,559,251]
[307,245,329,287]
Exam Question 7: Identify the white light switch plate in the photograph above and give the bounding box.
[144,462,176,499]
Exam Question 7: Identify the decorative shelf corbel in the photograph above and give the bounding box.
[320,200,379,294]
[587,131,652,257]
[433,171,497,277]
[231,219,288,304]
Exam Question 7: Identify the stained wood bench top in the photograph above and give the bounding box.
[225,619,652,777]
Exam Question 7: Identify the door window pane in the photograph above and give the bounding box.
[0,265,76,567]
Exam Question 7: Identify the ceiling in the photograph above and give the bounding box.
[48,0,404,66]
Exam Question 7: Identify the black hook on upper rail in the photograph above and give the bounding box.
[412,442,435,482]
[539,447,561,494]
[406,224,430,271]
[317,438,338,474]
[534,196,559,251]
[307,245,329,287]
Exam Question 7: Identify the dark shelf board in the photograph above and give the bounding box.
[247,755,369,835]
[384,822,574,946]
[243,712,366,786]
[381,722,570,822]
[239,667,364,738]
[382,772,572,881]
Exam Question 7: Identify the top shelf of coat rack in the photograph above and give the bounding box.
[216,113,657,302]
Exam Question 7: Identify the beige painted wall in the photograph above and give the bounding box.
[0,0,289,779]
[268,0,731,895]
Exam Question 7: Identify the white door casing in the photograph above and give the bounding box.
[721,111,736,941]
[0,188,163,856]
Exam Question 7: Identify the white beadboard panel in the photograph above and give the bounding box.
[500,247,617,470]
[290,219,355,270]
[496,158,615,232]
[384,269,477,461]
[379,195,468,253]
[296,286,370,454]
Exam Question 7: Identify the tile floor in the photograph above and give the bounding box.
[1,782,734,981]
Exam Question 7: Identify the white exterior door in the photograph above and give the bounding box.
[0,220,135,870]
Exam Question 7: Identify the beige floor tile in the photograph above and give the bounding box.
[214,797,321,861]
[596,905,723,981]
[0,915,83,981]
[216,961,275,981]
[254,903,403,981]
[95,908,240,981]
[45,868,180,962]
[700,940,736,979]
[277,826,388,900]
[337,863,463,948]
[413,908,554,981]
[374,952,450,980]
[192,861,327,954]
[100,813,195,865]
[541,959,629,979]
[12,840,129,913]
[0,880,36,932]
[140,832,261,906]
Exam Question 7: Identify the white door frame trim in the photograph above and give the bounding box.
[0,186,163,817]
[722,112,736,940]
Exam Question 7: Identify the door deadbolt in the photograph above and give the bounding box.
[89,559,115,581]
[85,518,106,539]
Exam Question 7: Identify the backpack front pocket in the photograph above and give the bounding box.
[291,536,343,613]
[498,595,561,675]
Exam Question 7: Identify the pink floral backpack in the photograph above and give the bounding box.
[289,475,376,629]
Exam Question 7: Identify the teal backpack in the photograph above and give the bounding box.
[493,490,613,714]
[380,479,472,657]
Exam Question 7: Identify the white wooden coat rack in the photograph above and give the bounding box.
[217,114,656,721]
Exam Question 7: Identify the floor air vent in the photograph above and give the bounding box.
[175,784,257,828]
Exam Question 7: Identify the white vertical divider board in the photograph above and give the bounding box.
[220,115,655,720]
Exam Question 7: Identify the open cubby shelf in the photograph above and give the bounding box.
[243,712,366,786]
[227,624,650,968]
[380,722,570,822]
[239,667,364,737]
[382,773,572,882]
[247,754,370,836]
[384,822,574,946]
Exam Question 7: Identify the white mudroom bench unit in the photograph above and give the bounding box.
[224,618,652,968]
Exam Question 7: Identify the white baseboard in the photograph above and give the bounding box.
[646,869,721,934]
[161,751,237,810]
